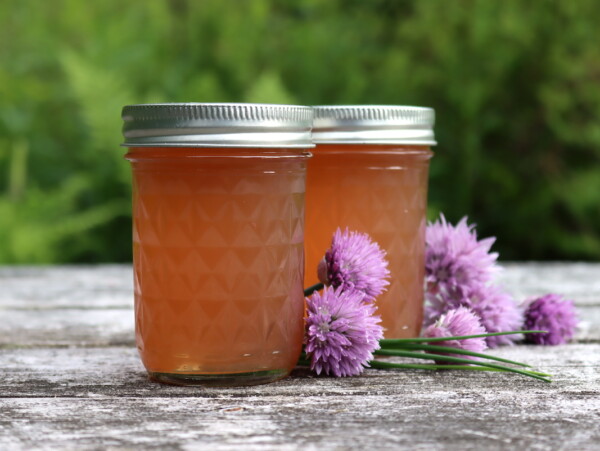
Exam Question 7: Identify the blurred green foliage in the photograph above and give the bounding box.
[1,0,599,263]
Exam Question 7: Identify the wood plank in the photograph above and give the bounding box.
[1,346,599,450]
[2,394,599,450]
[1,263,599,450]
[1,263,599,309]
[1,264,598,347]
[1,305,596,348]
[0,309,134,347]
[498,262,600,305]
[1,345,599,397]
[0,265,132,309]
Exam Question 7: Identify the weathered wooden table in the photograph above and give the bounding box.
[1,264,599,450]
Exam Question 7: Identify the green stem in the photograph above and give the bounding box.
[380,330,547,346]
[372,355,549,377]
[304,283,324,297]
[369,361,506,372]
[300,358,548,377]
[379,343,531,368]
[374,349,551,383]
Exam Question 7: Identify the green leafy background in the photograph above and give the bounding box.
[1,0,599,263]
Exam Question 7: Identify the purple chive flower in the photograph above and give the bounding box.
[523,294,578,345]
[468,287,523,348]
[425,286,523,348]
[424,291,464,327]
[426,215,499,299]
[304,285,384,377]
[422,307,487,363]
[317,228,390,302]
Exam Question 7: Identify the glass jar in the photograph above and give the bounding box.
[121,103,313,386]
[306,105,435,339]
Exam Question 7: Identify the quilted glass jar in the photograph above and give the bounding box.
[122,103,313,386]
[306,105,435,338]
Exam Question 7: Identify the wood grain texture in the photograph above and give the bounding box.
[1,345,599,450]
[0,264,599,450]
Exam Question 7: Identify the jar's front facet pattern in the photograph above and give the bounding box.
[128,148,307,386]
[304,145,432,339]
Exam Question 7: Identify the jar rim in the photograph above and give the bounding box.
[121,103,315,148]
[312,105,436,145]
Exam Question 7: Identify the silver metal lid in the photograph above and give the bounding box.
[312,105,436,145]
[121,103,314,148]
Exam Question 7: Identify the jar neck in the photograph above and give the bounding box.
[313,143,433,157]
[125,147,312,161]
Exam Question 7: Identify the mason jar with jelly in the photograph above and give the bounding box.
[305,105,436,338]
[121,103,313,386]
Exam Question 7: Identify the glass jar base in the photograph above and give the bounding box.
[147,369,290,387]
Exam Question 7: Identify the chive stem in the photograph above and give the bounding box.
[369,361,505,372]
[374,349,551,382]
[304,283,324,297]
[380,330,547,346]
[379,343,531,367]
[370,361,548,377]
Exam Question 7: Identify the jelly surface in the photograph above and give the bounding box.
[304,144,433,338]
[128,148,307,379]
